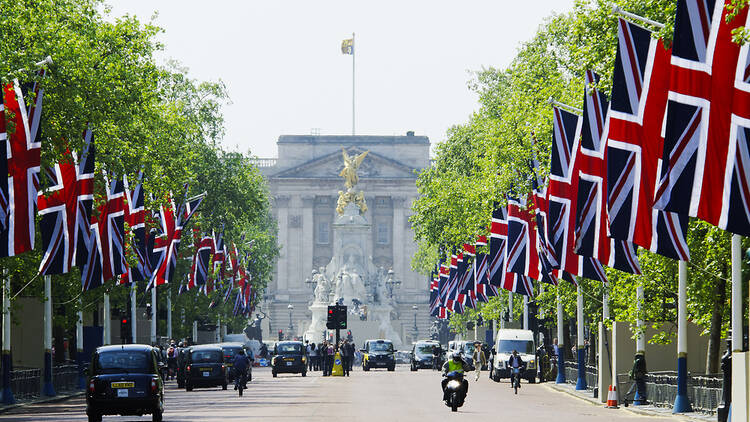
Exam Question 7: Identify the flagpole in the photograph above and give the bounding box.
[575,284,586,390]
[167,288,172,340]
[130,282,137,343]
[556,286,565,383]
[103,291,111,345]
[352,32,356,136]
[43,275,55,396]
[151,286,157,345]
[76,298,85,389]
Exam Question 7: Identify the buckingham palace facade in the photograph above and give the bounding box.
[257,132,433,342]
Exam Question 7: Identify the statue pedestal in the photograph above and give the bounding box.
[304,303,330,343]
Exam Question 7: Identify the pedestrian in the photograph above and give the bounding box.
[340,340,352,376]
[471,341,486,382]
[325,342,335,376]
[625,353,648,404]
[318,341,325,372]
[308,342,317,371]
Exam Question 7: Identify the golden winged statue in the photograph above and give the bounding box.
[339,148,369,189]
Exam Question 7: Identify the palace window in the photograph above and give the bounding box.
[377,222,390,245]
[317,221,330,244]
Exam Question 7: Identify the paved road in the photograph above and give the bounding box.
[0,366,671,421]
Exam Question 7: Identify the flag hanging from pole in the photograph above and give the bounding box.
[341,38,354,55]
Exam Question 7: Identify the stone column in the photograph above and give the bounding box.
[301,195,315,293]
[275,195,290,291]
[392,196,406,288]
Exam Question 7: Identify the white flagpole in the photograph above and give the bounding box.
[130,282,137,343]
[352,32,356,136]
[151,286,157,345]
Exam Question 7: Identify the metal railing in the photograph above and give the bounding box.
[8,367,41,401]
[617,371,723,414]
[52,364,80,393]
[563,360,597,391]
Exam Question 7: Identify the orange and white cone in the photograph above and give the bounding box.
[606,384,618,408]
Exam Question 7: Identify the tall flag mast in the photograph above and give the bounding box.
[341,33,355,135]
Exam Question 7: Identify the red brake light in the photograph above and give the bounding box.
[151,377,158,393]
[88,379,96,393]
[186,365,191,372]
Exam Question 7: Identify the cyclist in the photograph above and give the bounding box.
[507,350,526,389]
[232,349,251,390]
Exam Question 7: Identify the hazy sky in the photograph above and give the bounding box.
[106,1,575,158]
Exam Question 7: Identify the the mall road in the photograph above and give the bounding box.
[0,366,673,422]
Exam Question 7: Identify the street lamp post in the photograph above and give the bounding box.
[287,304,294,340]
[385,269,401,300]
[412,305,418,341]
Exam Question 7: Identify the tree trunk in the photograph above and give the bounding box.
[705,270,727,374]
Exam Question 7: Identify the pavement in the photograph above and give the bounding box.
[0,366,684,421]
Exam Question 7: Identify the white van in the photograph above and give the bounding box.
[489,329,536,383]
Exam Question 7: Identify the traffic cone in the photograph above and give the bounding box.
[606,384,619,408]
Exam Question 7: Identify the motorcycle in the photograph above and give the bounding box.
[234,367,248,397]
[443,370,467,412]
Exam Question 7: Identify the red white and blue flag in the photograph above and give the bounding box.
[37,135,94,275]
[575,70,641,274]
[122,172,150,283]
[655,0,750,236]
[488,206,508,288]
[0,76,43,257]
[81,176,126,290]
[474,235,496,302]
[607,18,691,261]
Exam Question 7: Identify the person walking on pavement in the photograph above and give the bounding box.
[471,341,486,381]
[340,340,352,376]
[325,342,335,376]
[625,353,648,404]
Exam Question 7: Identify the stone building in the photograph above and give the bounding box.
[257,133,433,342]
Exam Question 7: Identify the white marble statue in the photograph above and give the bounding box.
[333,270,368,306]
[313,268,330,304]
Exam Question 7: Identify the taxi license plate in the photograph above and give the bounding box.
[117,389,129,398]
[202,371,211,377]
[286,361,293,366]
[110,382,134,388]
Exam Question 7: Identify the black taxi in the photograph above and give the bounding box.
[219,342,252,382]
[86,344,164,422]
[184,345,227,391]
[362,339,396,371]
[271,341,307,377]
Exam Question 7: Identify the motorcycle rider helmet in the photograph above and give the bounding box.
[451,351,462,360]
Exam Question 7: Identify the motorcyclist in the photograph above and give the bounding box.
[507,350,526,388]
[441,351,470,402]
[232,349,251,390]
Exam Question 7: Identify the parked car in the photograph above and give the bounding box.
[489,329,536,383]
[85,344,164,422]
[184,345,227,391]
[410,340,440,371]
[271,341,307,377]
[361,339,396,371]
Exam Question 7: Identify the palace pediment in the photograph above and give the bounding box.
[269,147,418,180]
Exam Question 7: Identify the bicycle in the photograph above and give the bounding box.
[234,368,248,397]
[510,367,521,394]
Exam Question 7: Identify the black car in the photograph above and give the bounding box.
[184,345,227,391]
[176,348,188,388]
[271,341,307,377]
[219,342,252,382]
[410,341,439,371]
[362,339,396,371]
[86,344,164,422]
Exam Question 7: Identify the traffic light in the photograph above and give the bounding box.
[120,318,132,344]
[336,305,347,329]
[327,306,336,329]
[278,329,283,341]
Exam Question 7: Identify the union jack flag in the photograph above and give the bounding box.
[547,106,608,283]
[436,259,450,313]
[194,236,215,294]
[37,135,94,275]
[211,229,226,286]
[0,76,43,256]
[501,272,534,297]
[655,0,750,236]
[607,18,691,261]
[0,87,8,230]
[488,206,508,287]
[429,268,441,316]
[457,243,476,310]
[474,235,495,302]
[148,191,205,289]
[444,253,460,311]
[506,194,541,287]
[81,176,126,291]
[575,70,641,274]
[122,172,150,283]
